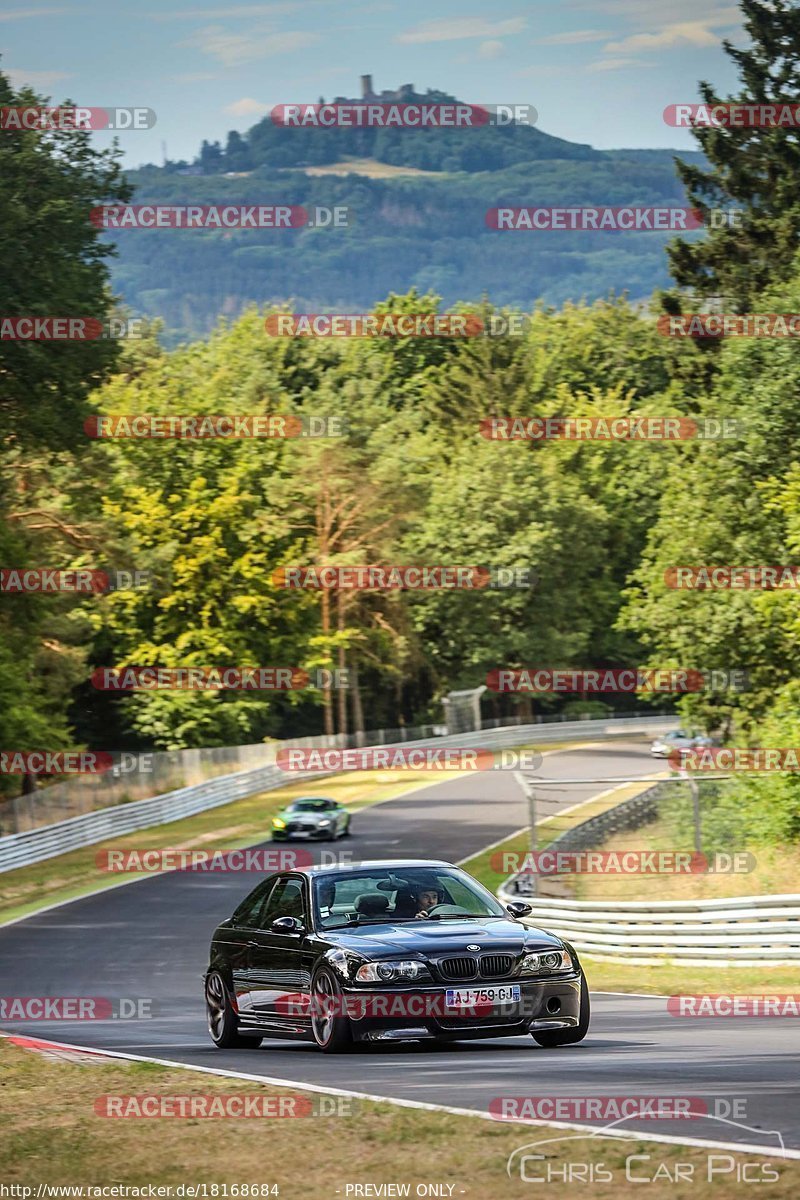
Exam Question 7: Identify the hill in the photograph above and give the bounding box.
[110,80,704,342]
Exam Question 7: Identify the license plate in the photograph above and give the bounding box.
[293,830,311,838]
[445,985,520,1007]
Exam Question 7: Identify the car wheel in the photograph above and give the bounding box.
[532,975,590,1047]
[205,971,263,1049]
[310,966,353,1053]
[341,818,351,837]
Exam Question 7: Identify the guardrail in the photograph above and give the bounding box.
[0,715,676,875]
[497,778,800,965]
[501,893,800,966]
[0,707,670,835]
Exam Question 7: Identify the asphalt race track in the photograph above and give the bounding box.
[1,739,799,1156]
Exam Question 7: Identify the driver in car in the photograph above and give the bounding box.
[413,885,442,918]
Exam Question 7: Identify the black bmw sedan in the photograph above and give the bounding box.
[205,859,589,1053]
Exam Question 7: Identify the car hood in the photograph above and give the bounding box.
[279,810,330,821]
[323,917,564,955]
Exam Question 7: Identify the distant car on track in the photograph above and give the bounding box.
[650,729,714,758]
[270,796,351,841]
[204,858,589,1053]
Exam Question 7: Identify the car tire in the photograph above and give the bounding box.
[310,966,353,1053]
[532,975,590,1047]
[205,971,263,1049]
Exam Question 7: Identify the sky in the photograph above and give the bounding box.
[1,1,746,167]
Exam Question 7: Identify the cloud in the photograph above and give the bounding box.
[4,68,73,88]
[397,17,525,44]
[539,29,610,45]
[588,56,642,71]
[478,40,504,60]
[182,25,319,66]
[580,5,742,72]
[604,21,722,54]
[224,97,270,116]
[154,3,315,19]
[0,7,66,20]
[589,0,740,18]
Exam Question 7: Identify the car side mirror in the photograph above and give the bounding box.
[506,901,533,918]
[271,915,305,934]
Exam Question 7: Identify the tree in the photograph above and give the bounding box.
[0,65,131,784]
[666,0,800,308]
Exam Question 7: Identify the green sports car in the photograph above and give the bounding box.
[270,796,351,841]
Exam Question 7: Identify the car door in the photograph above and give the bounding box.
[226,877,280,1014]
[245,874,314,1024]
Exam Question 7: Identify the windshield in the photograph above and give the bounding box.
[312,866,507,929]
[290,799,333,812]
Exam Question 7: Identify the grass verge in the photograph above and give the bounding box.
[2,1039,797,1198]
[0,740,578,926]
[461,782,800,996]
[0,770,435,925]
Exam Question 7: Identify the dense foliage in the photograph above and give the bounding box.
[4,0,800,849]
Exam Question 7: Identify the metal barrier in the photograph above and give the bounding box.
[0,715,675,874]
[500,892,800,966]
[497,778,800,965]
[0,708,665,835]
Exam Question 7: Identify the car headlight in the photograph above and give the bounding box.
[520,949,573,974]
[355,960,426,983]
[272,817,286,829]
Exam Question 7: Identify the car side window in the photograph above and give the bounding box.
[261,876,306,926]
[233,879,276,929]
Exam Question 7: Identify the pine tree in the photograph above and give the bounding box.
[666,0,800,309]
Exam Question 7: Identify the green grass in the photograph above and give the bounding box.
[3,1039,797,1198]
[461,779,800,996]
[463,779,655,891]
[0,739,579,925]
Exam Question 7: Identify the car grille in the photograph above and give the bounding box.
[437,954,515,981]
[287,821,316,833]
[479,954,514,978]
[438,957,477,981]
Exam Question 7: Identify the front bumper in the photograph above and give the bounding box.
[340,975,583,1042]
[271,827,331,841]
